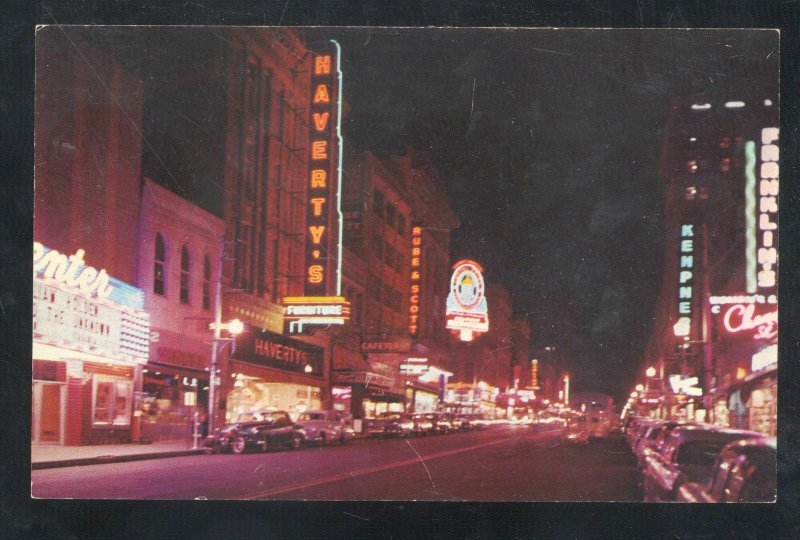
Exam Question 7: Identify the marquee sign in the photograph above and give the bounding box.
[745,127,779,294]
[285,39,348,334]
[409,224,422,336]
[445,259,488,341]
[32,242,149,363]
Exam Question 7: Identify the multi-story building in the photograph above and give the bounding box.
[138,28,337,426]
[137,178,225,441]
[643,94,778,435]
[33,28,150,445]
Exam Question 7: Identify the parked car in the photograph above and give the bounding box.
[637,421,697,469]
[365,412,416,437]
[561,413,591,445]
[294,409,349,446]
[432,413,454,434]
[678,437,776,503]
[203,410,305,454]
[408,413,433,435]
[642,425,764,501]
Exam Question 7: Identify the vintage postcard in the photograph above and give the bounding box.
[32,26,778,501]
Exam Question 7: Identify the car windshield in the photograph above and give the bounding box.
[298,412,325,421]
[677,441,726,467]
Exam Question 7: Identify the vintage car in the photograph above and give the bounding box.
[365,412,416,437]
[677,437,776,503]
[294,409,349,445]
[203,410,305,454]
[641,425,764,501]
[412,413,435,435]
[561,413,591,445]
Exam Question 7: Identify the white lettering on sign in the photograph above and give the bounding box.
[33,243,113,299]
[254,338,310,364]
[758,127,779,290]
[751,344,777,372]
[676,224,695,320]
[285,304,343,316]
[723,303,778,340]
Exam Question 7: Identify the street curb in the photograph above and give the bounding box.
[32,449,206,470]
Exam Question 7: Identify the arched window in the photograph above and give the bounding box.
[180,245,190,304]
[154,234,166,295]
[203,256,211,310]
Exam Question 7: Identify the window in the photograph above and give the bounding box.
[180,245,190,304]
[203,256,211,310]
[154,233,166,295]
[92,375,132,426]
[386,203,396,228]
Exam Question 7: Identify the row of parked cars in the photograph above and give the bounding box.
[203,409,355,454]
[365,412,489,438]
[623,416,776,502]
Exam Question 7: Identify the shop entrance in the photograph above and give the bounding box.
[32,382,65,444]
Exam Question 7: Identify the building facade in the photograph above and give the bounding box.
[642,94,778,435]
[33,28,150,445]
[137,178,226,440]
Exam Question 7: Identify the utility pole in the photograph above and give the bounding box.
[207,237,224,435]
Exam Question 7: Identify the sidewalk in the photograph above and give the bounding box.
[32,439,206,470]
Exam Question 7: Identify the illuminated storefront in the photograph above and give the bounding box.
[32,242,150,445]
[226,329,326,421]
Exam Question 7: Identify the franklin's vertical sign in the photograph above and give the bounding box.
[284,41,349,334]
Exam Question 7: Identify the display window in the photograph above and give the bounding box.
[226,374,322,422]
[92,375,132,426]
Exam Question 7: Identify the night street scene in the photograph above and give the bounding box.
[31,26,778,502]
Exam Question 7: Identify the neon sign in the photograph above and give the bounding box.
[33,242,113,299]
[676,224,695,319]
[445,259,488,341]
[283,296,350,334]
[757,127,778,292]
[722,304,777,340]
[286,39,347,334]
[409,224,422,336]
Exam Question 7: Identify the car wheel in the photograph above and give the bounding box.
[290,432,302,450]
[232,436,247,454]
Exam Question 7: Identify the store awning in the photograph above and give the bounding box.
[332,344,369,371]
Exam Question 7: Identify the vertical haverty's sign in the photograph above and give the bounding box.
[284,40,349,334]
[445,259,489,342]
[409,223,422,336]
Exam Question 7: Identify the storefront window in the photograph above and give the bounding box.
[92,375,132,426]
[202,256,211,310]
[180,245,190,304]
[154,233,166,295]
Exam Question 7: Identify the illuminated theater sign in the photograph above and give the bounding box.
[32,242,150,363]
[445,259,489,342]
[409,224,422,336]
[284,39,348,334]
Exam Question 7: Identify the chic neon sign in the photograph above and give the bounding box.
[445,259,489,341]
[722,303,777,340]
[33,242,113,299]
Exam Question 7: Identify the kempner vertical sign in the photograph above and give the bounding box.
[284,40,349,334]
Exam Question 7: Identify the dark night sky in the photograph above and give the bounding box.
[310,28,779,398]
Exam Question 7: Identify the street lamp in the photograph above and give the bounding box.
[646,366,656,378]
[207,318,243,434]
[635,383,644,393]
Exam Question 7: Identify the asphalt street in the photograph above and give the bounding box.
[31,426,642,501]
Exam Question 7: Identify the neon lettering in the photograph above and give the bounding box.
[313,84,330,104]
[32,243,113,298]
[314,55,331,76]
[309,226,326,244]
[313,112,329,131]
[312,141,328,160]
[308,265,324,284]
[310,198,326,216]
[310,169,327,188]
[723,303,778,340]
